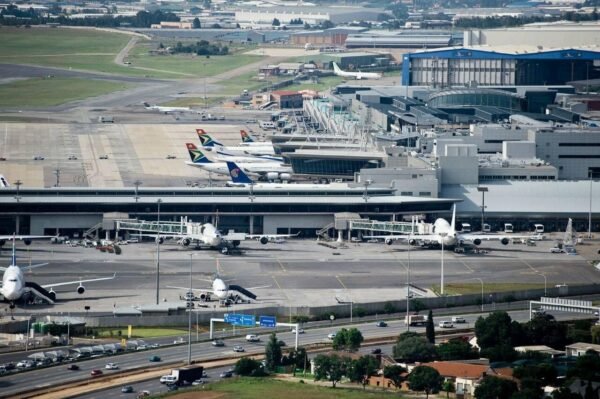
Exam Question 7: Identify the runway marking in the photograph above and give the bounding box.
[336,275,347,289]
[459,260,474,273]
[272,276,282,289]
[216,258,223,275]
[521,260,539,273]
[276,258,287,273]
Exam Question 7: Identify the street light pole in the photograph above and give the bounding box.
[474,278,483,311]
[589,171,593,239]
[156,199,162,305]
[540,273,547,296]
[406,237,411,331]
[440,232,447,295]
[188,253,193,365]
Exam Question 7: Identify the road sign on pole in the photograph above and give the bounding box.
[259,315,277,328]
[224,313,255,326]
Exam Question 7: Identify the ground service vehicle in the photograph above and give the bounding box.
[170,365,204,385]
[405,314,427,326]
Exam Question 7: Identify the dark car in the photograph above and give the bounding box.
[371,348,382,355]
[121,386,134,393]
[90,369,103,377]
[376,321,388,327]
[220,371,233,378]
[166,384,178,392]
[212,340,225,347]
[67,364,80,371]
[149,355,161,362]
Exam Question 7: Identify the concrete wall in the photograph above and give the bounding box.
[469,28,600,48]
[81,283,600,327]
[30,214,102,235]
[263,214,332,234]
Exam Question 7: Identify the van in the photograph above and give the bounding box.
[451,316,466,324]
[245,334,260,342]
[438,321,453,328]
[160,375,177,384]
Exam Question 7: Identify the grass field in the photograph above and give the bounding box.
[0,77,130,107]
[161,96,227,107]
[432,283,546,296]
[95,327,197,339]
[167,378,406,399]
[285,76,345,92]
[217,71,291,95]
[0,27,262,79]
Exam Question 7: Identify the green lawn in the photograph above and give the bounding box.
[164,377,406,398]
[218,71,289,95]
[285,76,345,92]
[161,96,227,107]
[433,283,546,296]
[95,327,194,339]
[0,77,130,107]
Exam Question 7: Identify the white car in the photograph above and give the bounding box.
[292,328,304,334]
[452,316,466,324]
[160,375,177,384]
[327,332,337,340]
[245,334,260,342]
[439,321,454,328]
[192,379,204,386]
[105,363,118,370]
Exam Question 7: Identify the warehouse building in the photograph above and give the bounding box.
[402,46,600,87]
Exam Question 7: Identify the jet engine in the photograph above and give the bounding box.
[259,236,269,245]
[156,236,164,244]
[232,240,240,247]
[279,173,291,181]
[472,238,482,246]
[408,239,417,246]
[180,238,191,247]
[24,239,32,246]
[500,237,510,245]
[77,285,85,294]
[385,238,394,245]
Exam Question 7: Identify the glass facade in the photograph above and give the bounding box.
[289,158,382,176]
[428,89,523,111]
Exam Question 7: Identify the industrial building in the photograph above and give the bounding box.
[402,46,600,87]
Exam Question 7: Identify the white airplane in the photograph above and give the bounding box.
[213,146,283,164]
[240,130,273,147]
[185,143,292,181]
[117,218,298,254]
[168,274,267,303]
[197,129,275,156]
[0,234,56,247]
[143,102,199,114]
[0,239,116,306]
[332,62,381,80]
[370,205,533,248]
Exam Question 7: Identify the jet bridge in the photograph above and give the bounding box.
[349,220,415,234]
[116,220,187,235]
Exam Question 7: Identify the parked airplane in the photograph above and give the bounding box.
[196,129,274,156]
[369,205,533,248]
[168,273,268,304]
[240,130,273,146]
[143,102,199,114]
[0,239,116,306]
[186,143,292,181]
[332,62,381,80]
[0,234,56,247]
[213,145,283,163]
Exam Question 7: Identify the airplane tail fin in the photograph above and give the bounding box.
[143,102,151,108]
[240,130,255,143]
[564,218,574,246]
[450,204,456,233]
[0,174,9,188]
[226,161,253,184]
[186,143,212,164]
[196,129,223,147]
[332,62,343,74]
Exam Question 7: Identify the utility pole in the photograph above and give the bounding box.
[133,180,142,203]
[14,180,22,202]
[156,199,162,305]
[53,168,60,187]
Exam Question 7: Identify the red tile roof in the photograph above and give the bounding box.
[423,361,489,379]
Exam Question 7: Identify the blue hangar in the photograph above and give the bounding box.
[401,46,600,87]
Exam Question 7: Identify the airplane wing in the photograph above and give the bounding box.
[245,232,300,240]
[166,285,215,294]
[21,262,49,272]
[41,273,116,289]
[0,235,55,241]
[458,233,535,244]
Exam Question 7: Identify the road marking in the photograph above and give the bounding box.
[521,259,538,273]
[216,258,223,275]
[272,276,282,289]
[276,258,286,272]
[336,275,347,289]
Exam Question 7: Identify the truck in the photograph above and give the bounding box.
[170,365,204,385]
[404,314,428,326]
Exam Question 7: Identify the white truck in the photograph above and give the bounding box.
[404,314,428,326]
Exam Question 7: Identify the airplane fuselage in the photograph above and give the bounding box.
[213,278,228,299]
[1,265,24,302]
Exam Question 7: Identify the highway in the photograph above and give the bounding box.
[0,309,591,398]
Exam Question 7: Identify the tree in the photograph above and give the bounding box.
[272,18,280,26]
[383,365,406,389]
[333,328,363,351]
[437,338,478,361]
[347,355,378,389]
[320,20,335,29]
[567,350,600,381]
[313,354,349,388]
[234,357,263,376]
[513,363,557,387]
[393,336,437,362]
[192,17,201,29]
[264,333,282,371]
[383,302,396,314]
[408,366,443,398]
[426,309,435,344]
[475,311,523,361]
[474,376,518,399]
[524,315,568,349]
[442,380,455,398]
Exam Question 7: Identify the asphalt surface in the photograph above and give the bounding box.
[0,309,593,398]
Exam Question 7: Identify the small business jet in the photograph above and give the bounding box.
[332,62,381,80]
[143,102,199,114]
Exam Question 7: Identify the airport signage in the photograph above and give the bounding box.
[224,313,255,326]
[259,316,276,328]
